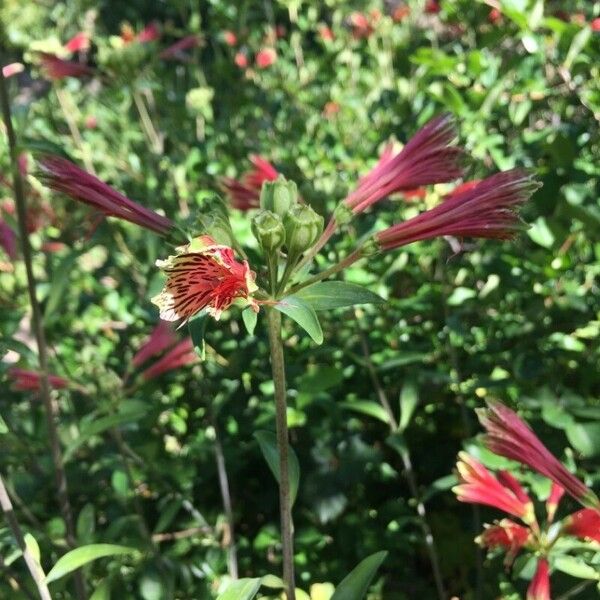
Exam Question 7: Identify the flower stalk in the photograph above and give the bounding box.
[265,308,296,600]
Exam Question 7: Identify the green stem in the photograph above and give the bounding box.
[265,308,296,600]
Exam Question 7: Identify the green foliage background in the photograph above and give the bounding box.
[1,0,599,598]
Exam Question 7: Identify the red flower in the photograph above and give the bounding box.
[8,368,69,391]
[221,156,278,210]
[401,188,427,200]
[478,401,600,510]
[159,35,200,61]
[234,52,248,68]
[563,508,600,542]
[38,155,173,235]
[64,32,90,53]
[223,30,237,46]
[496,470,532,505]
[453,453,535,522]
[84,115,98,129]
[137,23,160,43]
[349,12,374,38]
[152,235,258,323]
[140,338,196,381]
[38,52,93,81]
[488,8,502,24]
[2,62,24,78]
[318,25,335,42]
[592,18,600,32]
[392,5,411,22]
[256,48,277,68]
[345,114,463,214]
[546,483,565,523]
[477,519,531,565]
[425,0,441,14]
[527,559,551,600]
[0,219,17,259]
[323,101,340,118]
[132,321,177,368]
[377,169,536,250]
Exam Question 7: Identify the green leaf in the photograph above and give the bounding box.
[554,556,599,581]
[216,578,262,600]
[398,381,419,433]
[563,26,591,70]
[331,551,388,600]
[295,281,384,311]
[275,296,323,344]
[24,533,41,565]
[565,423,600,458]
[89,580,111,600]
[188,312,208,359]
[242,307,258,336]
[340,401,390,425]
[46,544,137,584]
[528,217,555,248]
[44,251,83,321]
[76,503,96,544]
[254,430,300,506]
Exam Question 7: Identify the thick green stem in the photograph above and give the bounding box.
[265,309,296,600]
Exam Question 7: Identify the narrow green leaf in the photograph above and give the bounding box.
[254,430,300,506]
[341,401,390,425]
[295,281,384,311]
[331,551,388,600]
[44,251,82,321]
[46,544,137,584]
[398,381,419,433]
[188,312,208,359]
[554,556,599,581]
[563,26,591,70]
[275,296,323,344]
[24,533,41,565]
[242,307,258,336]
[217,577,262,600]
[565,423,600,458]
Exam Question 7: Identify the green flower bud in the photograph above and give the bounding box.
[252,210,285,252]
[283,205,324,256]
[260,176,298,216]
[195,195,234,245]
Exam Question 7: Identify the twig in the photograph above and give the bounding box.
[152,526,211,543]
[0,64,87,600]
[0,473,52,600]
[0,553,38,600]
[556,580,593,600]
[132,89,163,154]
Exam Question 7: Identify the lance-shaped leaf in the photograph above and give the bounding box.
[275,295,323,344]
[295,281,384,311]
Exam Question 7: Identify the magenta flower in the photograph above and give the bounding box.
[38,155,173,235]
[563,508,600,543]
[136,23,161,43]
[221,156,278,211]
[0,219,17,259]
[376,169,538,250]
[478,401,600,510]
[140,338,196,381]
[38,52,93,80]
[344,114,463,214]
[8,368,69,391]
[131,322,177,368]
[453,452,535,522]
[159,35,200,61]
[527,559,551,600]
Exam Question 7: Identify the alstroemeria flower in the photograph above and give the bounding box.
[546,483,565,523]
[344,113,463,215]
[39,155,173,235]
[221,156,278,211]
[478,401,600,510]
[132,322,177,368]
[563,508,600,543]
[140,338,196,381]
[477,519,531,566]
[527,559,551,600]
[38,52,93,80]
[152,235,258,323]
[453,452,535,522]
[8,368,69,391]
[376,170,537,250]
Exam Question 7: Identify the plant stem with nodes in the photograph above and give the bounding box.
[266,308,296,600]
[0,64,88,600]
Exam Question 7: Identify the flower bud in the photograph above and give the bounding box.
[260,175,298,216]
[283,205,324,256]
[252,210,285,252]
[195,195,233,245]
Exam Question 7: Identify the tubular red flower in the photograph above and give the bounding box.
[2,62,24,78]
[0,219,17,259]
[132,322,177,368]
[376,169,538,250]
[137,23,160,43]
[159,35,200,61]
[8,368,69,391]
[223,31,237,46]
[38,52,93,80]
[563,508,600,542]
[478,401,600,510]
[256,48,277,68]
[546,483,565,523]
[64,32,90,53]
[345,114,463,214]
[527,559,551,600]
[221,156,278,210]
[453,452,535,522]
[140,339,196,381]
[38,155,173,235]
[152,235,258,323]
[477,519,531,565]
[497,471,533,505]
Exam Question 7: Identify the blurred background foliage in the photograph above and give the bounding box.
[0,0,599,598]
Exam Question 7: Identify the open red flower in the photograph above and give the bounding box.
[38,52,93,80]
[527,559,551,600]
[8,368,69,391]
[563,508,600,543]
[478,402,600,510]
[221,156,278,210]
[453,452,535,522]
[344,114,463,214]
[477,519,531,565]
[140,338,196,381]
[376,170,537,250]
[152,235,258,323]
[39,155,173,235]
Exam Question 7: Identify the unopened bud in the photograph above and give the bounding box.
[260,176,298,216]
[195,195,233,245]
[252,210,285,252]
[283,205,324,256]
